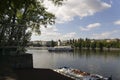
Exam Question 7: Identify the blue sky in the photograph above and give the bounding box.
[31,0,120,41]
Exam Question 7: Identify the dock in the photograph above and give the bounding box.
[0,68,74,80]
[14,68,74,80]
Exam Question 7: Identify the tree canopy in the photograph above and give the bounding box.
[0,0,63,52]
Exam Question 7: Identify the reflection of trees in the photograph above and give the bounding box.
[74,49,120,58]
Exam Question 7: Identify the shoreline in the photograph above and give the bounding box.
[27,46,120,51]
[74,47,120,51]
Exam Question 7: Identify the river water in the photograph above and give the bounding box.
[27,49,120,80]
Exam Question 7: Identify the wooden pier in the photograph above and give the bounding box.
[14,68,74,80]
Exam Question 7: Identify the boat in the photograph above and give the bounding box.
[48,46,73,52]
[54,67,112,80]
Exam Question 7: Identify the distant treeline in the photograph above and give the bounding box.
[28,38,120,50]
[67,38,120,50]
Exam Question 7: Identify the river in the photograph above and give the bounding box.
[27,49,120,80]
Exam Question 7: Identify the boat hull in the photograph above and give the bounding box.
[48,47,73,52]
[54,67,111,80]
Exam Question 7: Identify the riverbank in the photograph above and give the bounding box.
[0,67,74,80]
[27,46,120,51]
[14,68,74,80]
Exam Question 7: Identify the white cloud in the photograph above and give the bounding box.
[61,32,77,40]
[92,30,119,39]
[114,20,120,25]
[31,25,77,41]
[80,23,101,31]
[43,0,111,23]
[110,0,113,4]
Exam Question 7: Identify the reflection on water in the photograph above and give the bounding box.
[27,49,120,80]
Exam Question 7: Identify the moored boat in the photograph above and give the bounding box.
[54,67,112,80]
[48,46,73,52]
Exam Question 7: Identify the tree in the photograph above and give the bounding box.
[0,0,63,52]
[98,42,104,51]
[77,38,84,49]
[91,41,97,50]
[51,40,56,47]
[85,38,91,50]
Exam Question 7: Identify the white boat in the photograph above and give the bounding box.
[48,46,73,52]
[54,67,112,80]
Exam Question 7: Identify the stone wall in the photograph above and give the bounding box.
[0,54,33,68]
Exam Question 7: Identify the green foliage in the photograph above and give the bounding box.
[85,38,91,49]
[98,42,104,51]
[0,0,64,52]
[71,38,120,50]
[91,41,97,50]
[51,40,57,47]
[51,0,64,5]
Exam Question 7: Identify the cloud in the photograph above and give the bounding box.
[110,0,113,4]
[114,20,120,25]
[31,25,77,41]
[61,32,77,40]
[43,0,111,23]
[80,23,101,31]
[92,30,119,39]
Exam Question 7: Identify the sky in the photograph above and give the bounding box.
[31,0,120,41]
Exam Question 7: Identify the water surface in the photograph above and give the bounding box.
[27,49,120,80]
